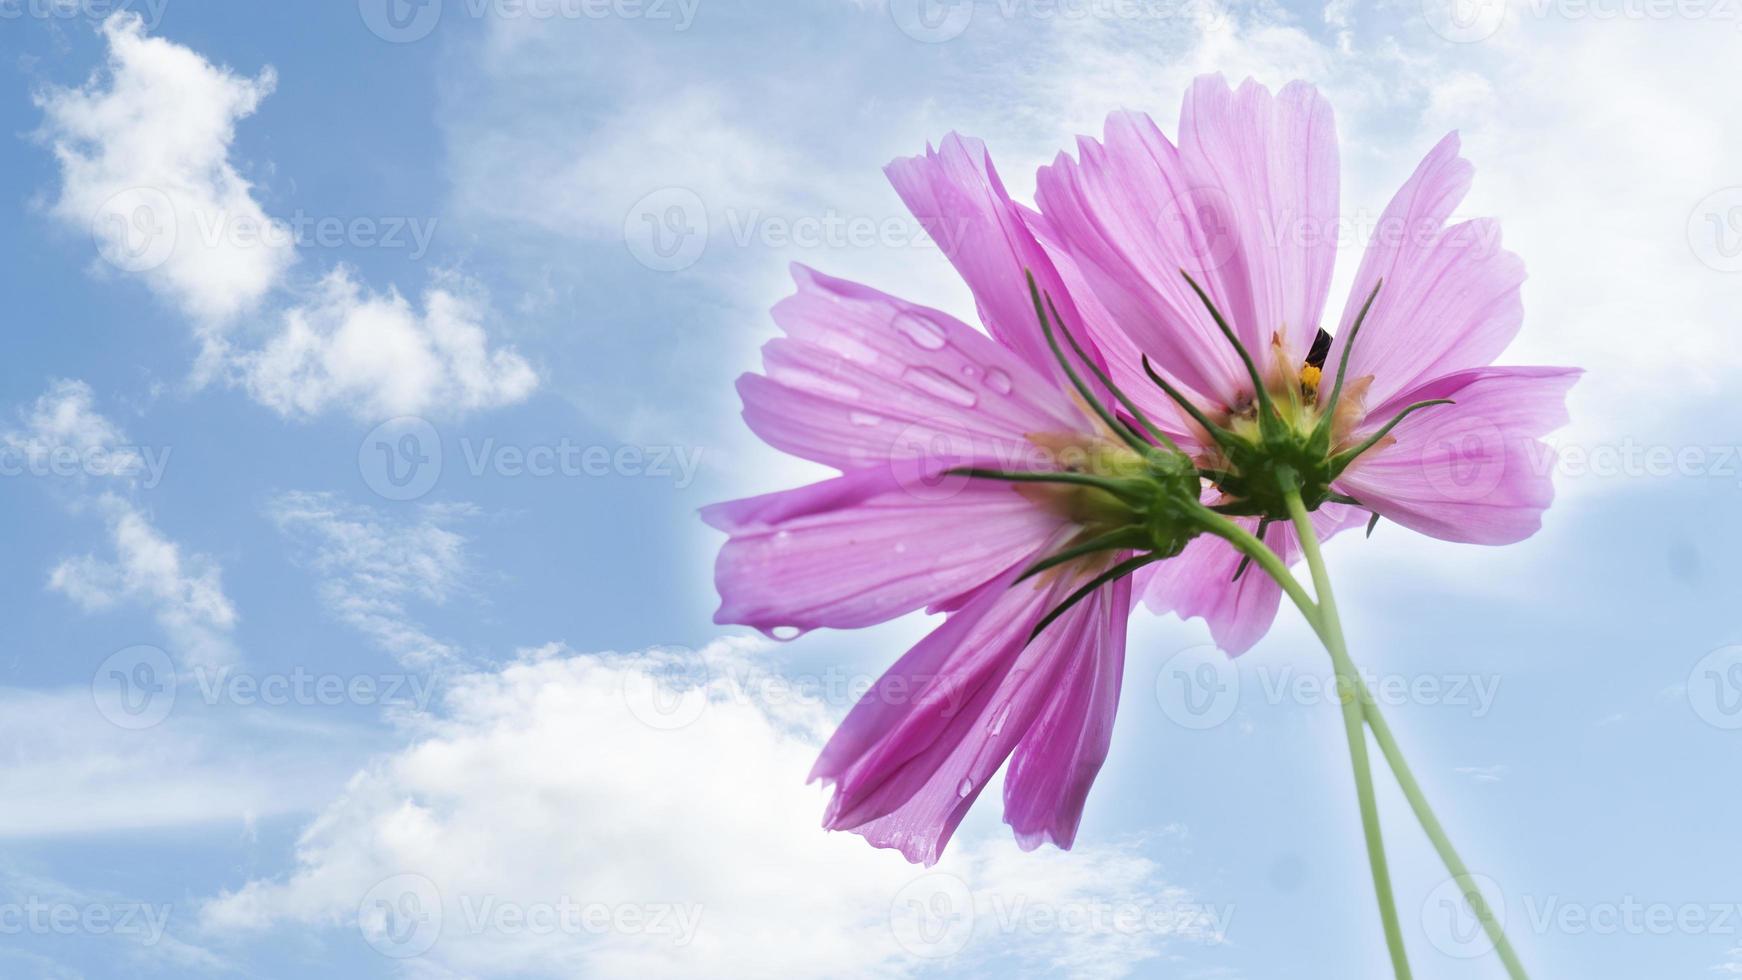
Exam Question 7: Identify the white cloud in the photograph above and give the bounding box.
[3,378,237,666]
[268,491,474,666]
[235,268,538,421]
[36,11,291,324]
[1,378,157,487]
[5,378,130,463]
[453,85,796,244]
[36,14,538,421]
[49,493,238,666]
[1453,765,1508,784]
[201,640,1217,979]
[0,684,377,839]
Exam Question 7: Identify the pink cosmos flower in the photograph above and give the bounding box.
[702,255,1195,863]
[1033,76,1581,654]
[705,74,1577,864]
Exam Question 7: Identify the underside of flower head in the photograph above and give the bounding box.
[1140,272,1455,525]
[948,273,1213,641]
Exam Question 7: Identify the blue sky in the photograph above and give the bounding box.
[1,1,1739,977]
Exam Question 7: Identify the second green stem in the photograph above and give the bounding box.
[1280,484,1415,980]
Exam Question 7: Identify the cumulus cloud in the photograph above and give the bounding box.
[235,268,538,421]
[268,491,474,666]
[35,14,537,421]
[201,640,1220,979]
[35,12,291,324]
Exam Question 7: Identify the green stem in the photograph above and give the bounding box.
[1362,698,1531,979]
[1280,484,1414,980]
[1198,491,1531,979]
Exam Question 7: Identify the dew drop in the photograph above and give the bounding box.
[892,312,948,351]
[770,625,801,641]
[985,368,1013,395]
[988,701,1011,736]
[773,370,861,402]
[903,366,979,408]
[893,541,908,554]
[848,411,882,427]
[815,332,879,364]
[957,777,974,798]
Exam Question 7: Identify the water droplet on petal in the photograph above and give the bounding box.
[957,777,974,798]
[988,701,1011,736]
[903,366,978,408]
[770,625,801,641]
[985,368,1013,395]
[848,411,882,427]
[893,541,908,554]
[892,311,948,351]
[815,332,879,364]
[773,369,861,402]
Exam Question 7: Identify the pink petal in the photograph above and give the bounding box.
[1326,133,1526,409]
[1177,75,1340,365]
[1141,502,1366,655]
[742,264,1083,472]
[1003,575,1129,852]
[813,559,1129,865]
[885,134,1103,389]
[704,467,1062,636]
[1033,109,1249,406]
[1334,366,1580,545]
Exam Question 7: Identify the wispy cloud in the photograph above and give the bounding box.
[267,491,475,666]
[7,379,237,666]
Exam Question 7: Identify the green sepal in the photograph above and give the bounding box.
[1328,399,1456,479]
[1029,553,1159,644]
